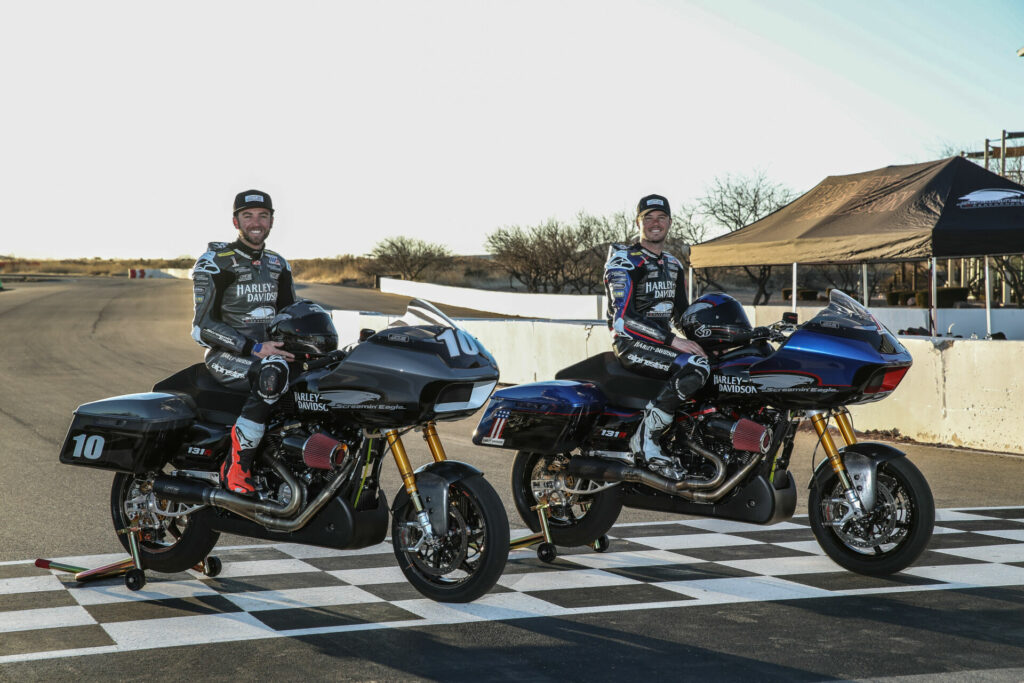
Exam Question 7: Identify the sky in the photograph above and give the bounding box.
[3,0,1023,260]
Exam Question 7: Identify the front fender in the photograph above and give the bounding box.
[390,460,484,536]
[809,441,906,510]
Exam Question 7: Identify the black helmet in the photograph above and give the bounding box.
[681,293,752,348]
[268,300,338,356]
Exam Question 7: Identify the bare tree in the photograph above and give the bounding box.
[697,171,796,304]
[365,236,452,281]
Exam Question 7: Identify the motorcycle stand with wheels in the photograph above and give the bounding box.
[509,493,612,564]
[35,525,223,592]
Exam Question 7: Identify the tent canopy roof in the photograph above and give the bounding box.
[690,157,1024,268]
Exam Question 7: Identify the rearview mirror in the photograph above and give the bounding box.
[782,312,798,325]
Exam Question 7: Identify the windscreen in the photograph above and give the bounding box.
[390,298,498,367]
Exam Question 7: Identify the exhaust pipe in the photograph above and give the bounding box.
[153,457,304,523]
[154,450,359,533]
[567,445,760,503]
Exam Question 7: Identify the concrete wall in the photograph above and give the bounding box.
[378,277,604,320]
[849,338,1024,454]
[755,304,1024,339]
[351,312,1024,455]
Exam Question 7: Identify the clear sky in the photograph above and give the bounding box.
[3,0,1022,260]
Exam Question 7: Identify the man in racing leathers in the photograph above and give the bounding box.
[604,194,709,476]
[191,189,296,496]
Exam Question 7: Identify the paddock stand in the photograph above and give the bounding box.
[508,494,611,564]
[35,525,222,592]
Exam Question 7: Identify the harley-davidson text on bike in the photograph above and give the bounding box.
[59,300,509,602]
[473,290,934,575]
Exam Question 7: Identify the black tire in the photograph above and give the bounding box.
[809,458,934,576]
[593,535,611,553]
[537,543,557,564]
[392,474,510,603]
[110,472,220,574]
[511,451,622,547]
[124,568,146,592]
[203,556,223,578]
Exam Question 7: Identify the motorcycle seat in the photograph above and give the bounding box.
[554,352,664,411]
[153,362,248,425]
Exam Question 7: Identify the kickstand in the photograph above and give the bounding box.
[36,526,222,592]
[508,496,612,564]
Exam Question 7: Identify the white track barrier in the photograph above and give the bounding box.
[378,277,604,320]
[127,268,189,279]
[347,311,1024,455]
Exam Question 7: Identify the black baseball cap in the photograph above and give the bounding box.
[637,193,670,218]
[233,189,274,215]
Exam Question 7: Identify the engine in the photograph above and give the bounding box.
[667,410,774,481]
[260,421,363,504]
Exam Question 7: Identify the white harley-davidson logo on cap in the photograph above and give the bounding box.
[646,198,665,206]
[245,194,265,203]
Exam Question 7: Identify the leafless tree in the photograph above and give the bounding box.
[697,171,796,304]
[365,236,452,281]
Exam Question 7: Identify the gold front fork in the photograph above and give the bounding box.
[386,430,423,510]
[809,409,858,491]
[421,421,448,462]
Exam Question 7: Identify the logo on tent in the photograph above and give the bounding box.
[956,188,1024,209]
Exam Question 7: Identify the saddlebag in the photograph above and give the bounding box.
[59,392,196,474]
[472,381,605,454]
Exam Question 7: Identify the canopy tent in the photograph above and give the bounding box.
[688,157,1024,336]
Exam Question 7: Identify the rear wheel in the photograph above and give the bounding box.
[392,475,509,603]
[809,458,934,576]
[511,451,622,547]
[110,472,219,574]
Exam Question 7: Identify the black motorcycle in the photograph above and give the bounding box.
[474,290,934,576]
[58,299,509,602]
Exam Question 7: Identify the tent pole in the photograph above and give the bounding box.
[985,256,992,338]
[1002,130,1007,177]
[688,266,694,304]
[861,263,868,306]
[930,257,938,336]
[792,262,797,313]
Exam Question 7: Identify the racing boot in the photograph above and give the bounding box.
[221,419,263,496]
[630,403,675,471]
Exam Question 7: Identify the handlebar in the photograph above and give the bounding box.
[302,349,346,371]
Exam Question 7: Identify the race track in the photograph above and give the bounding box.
[4,278,1024,680]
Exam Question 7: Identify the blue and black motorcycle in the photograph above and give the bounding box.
[473,289,934,575]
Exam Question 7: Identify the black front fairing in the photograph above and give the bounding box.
[295,324,499,428]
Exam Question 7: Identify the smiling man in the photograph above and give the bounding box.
[603,194,709,477]
[191,189,297,495]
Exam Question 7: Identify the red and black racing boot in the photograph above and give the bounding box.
[221,425,258,496]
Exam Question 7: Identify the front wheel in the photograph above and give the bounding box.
[392,475,509,603]
[111,472,220,574]
[809,458,934,576]
[511,451,622,547]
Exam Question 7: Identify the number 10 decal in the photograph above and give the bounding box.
[437,328,479,357]
[71,434,106,459]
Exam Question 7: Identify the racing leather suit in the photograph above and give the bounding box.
[604,242,709,448]
[192,239,297,490]
[191,239,296,390]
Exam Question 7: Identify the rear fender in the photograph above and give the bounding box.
[391,460,484,536]
[809,441,906,510]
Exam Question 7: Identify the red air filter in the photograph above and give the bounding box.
[731,419,771,454]
[302,433,348,470]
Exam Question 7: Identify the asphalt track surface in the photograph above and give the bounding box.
[2,278,1024,681]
